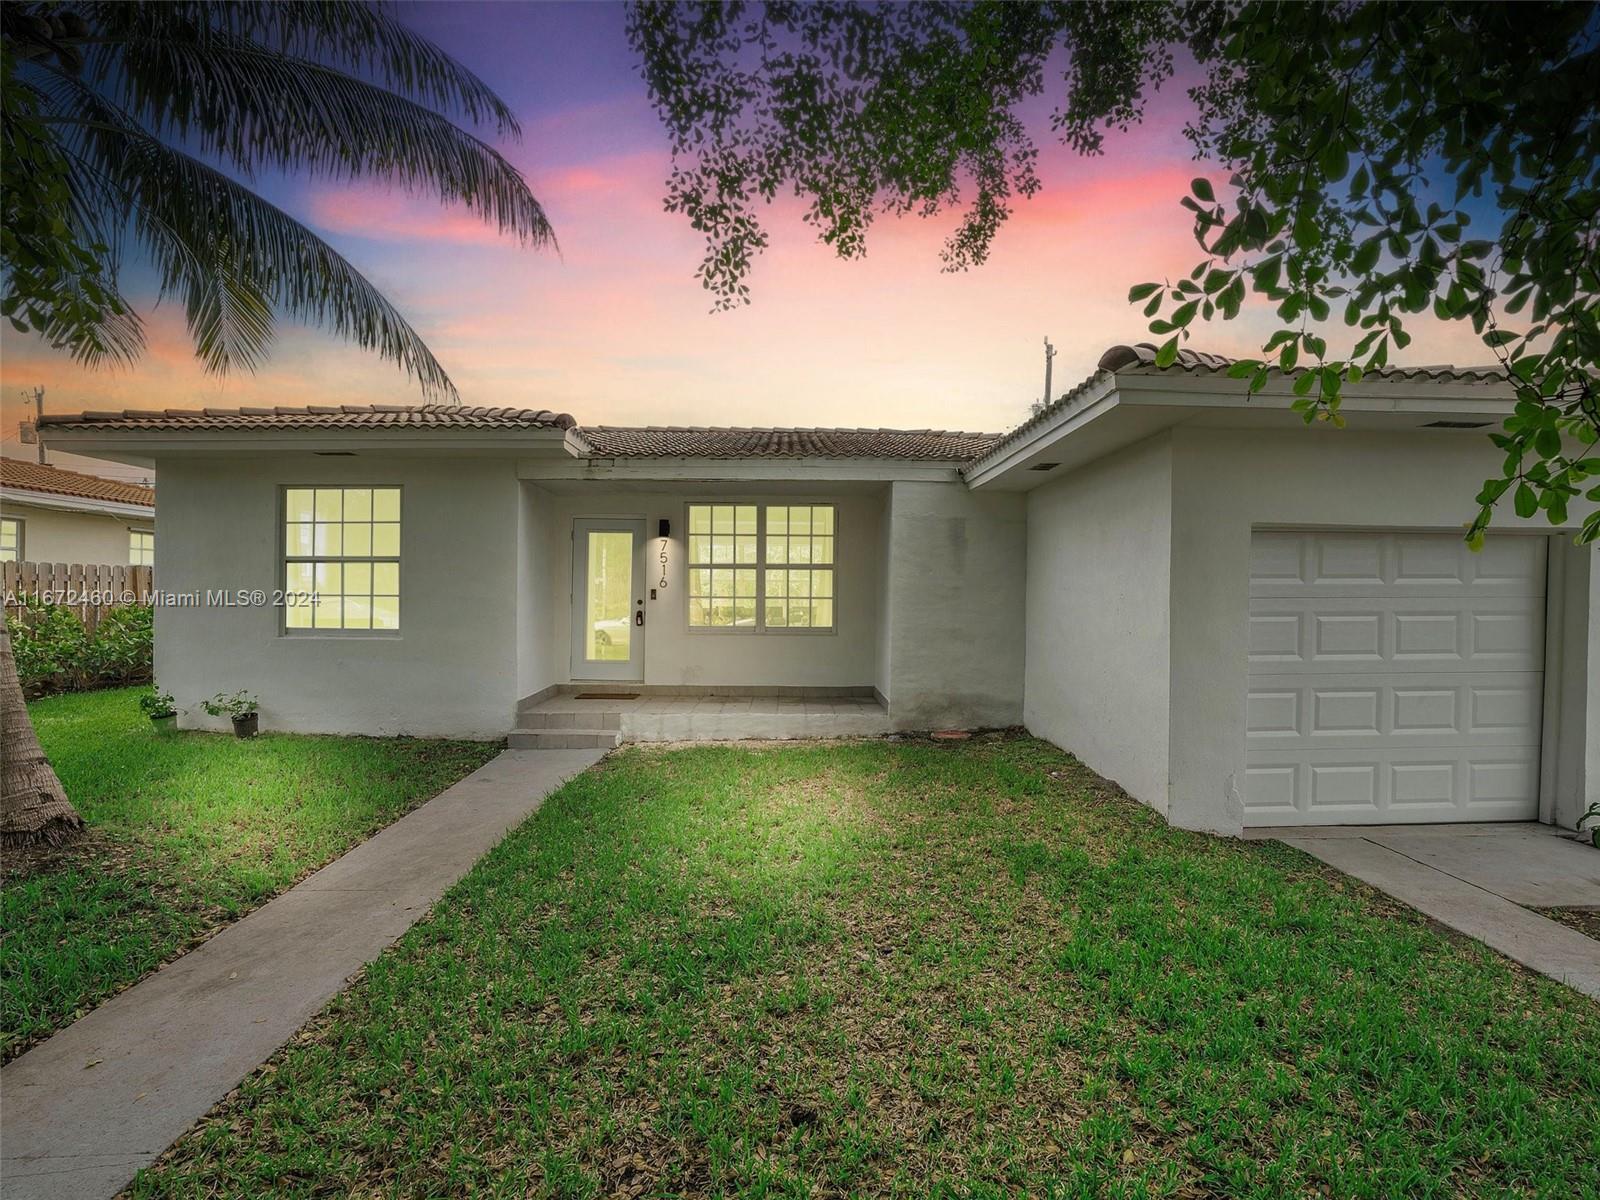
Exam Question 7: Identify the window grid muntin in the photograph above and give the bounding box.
[0,517,22,563]
[128,529,154,566]
[283,486,400,633]
[687,503,835,632]
[686,503,758,627]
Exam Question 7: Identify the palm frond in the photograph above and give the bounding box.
[48,76,459,399]
[103,33,552,246]
[3,1,550,398]
[81,0,522,136]
[7,269,146,367]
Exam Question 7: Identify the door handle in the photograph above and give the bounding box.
[635,605,644,627]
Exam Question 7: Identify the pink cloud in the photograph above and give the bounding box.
[308,186,525,247]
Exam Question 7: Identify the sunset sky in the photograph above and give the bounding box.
[1,1,1491,478]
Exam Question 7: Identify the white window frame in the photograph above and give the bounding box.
[684,501,837,635]
[0,516,23,563]
[128,528,154,566]
[280,485,402,637]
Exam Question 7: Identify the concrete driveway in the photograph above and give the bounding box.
[1247,823,1600,1001]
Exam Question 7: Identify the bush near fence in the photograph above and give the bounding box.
[3,562,156,697]
[2,561,153,629]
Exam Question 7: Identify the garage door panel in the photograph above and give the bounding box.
[1246,747,1541,823]
[1246,672,1543,749]
[1248,596,1544,672]
[1250,530,1546,597]
[1245,531,1544,826]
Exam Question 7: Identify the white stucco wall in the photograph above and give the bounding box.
[0,499,153,565]
[1023,434,1173,810]
[1590,549,1600,814]
[516,482,560,701]
[1165,426,1598,833]
[535,487,884,689]
[154,456,521,738]
[1549,536,1597,821]
[881,481,1026,729]
[874,489,892,703]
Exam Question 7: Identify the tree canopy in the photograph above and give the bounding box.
[1,0,553,401]
[628,0,1600,543]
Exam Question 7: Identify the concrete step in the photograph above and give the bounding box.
[507,727,621,750]
[514,709,623,730]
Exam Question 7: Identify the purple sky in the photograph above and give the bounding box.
[1,1,1490,474]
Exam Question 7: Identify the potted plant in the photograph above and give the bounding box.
[1579,802,1600,849]
[139,688,178,733]
[203,690,260,738]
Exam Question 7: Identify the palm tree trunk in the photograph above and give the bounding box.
[0,622,82,846]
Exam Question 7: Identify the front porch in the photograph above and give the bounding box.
[509,688,892,748]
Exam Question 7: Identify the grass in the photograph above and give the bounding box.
[2,687,500,1061]
[131,736,1598,1198]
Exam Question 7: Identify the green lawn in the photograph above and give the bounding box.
[133,737,1597,1198]
[2,687,500,1061]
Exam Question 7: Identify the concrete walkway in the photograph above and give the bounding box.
[0,748,603,1200]
[1250,823,1600,1001]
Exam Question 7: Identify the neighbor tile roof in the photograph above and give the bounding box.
[968,342,1509,473]
[37,404,577,431]
[0,457,154,507]
[576,427,1002,461]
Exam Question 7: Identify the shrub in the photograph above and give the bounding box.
[5,598,153,697]
[83,604,153,683]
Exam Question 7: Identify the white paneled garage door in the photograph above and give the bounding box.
[1244,531,1545,826]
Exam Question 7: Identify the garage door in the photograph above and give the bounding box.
[1245,531,1545,826]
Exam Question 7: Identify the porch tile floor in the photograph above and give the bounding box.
[515,693,891,744]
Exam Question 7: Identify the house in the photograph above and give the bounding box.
[0,457,155,566]
[40,344,1597,836]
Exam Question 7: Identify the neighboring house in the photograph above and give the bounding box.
[0,457,155,566]
[41,343,1597,836]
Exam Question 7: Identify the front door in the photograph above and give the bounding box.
[571,518,646,681]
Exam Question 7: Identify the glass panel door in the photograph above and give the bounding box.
[571,519,645,680]
[585,530,632,662]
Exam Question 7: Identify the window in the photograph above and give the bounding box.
[687,503,834,631]
[128,529,154,565]
[764,504,835,629]
[0,517,22,563]
[283,487,400,632]
[687,504,758,628]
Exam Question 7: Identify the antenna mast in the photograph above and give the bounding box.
[24,386,46,463]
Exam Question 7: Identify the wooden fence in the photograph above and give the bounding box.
[3,561,154,630]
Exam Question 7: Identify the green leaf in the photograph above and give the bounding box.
[1191,177,1215,203]
[1319,143,1350,182]
[1154,336,1180,368]
[1128,282,1161,302]
[1513,483,1537,518]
